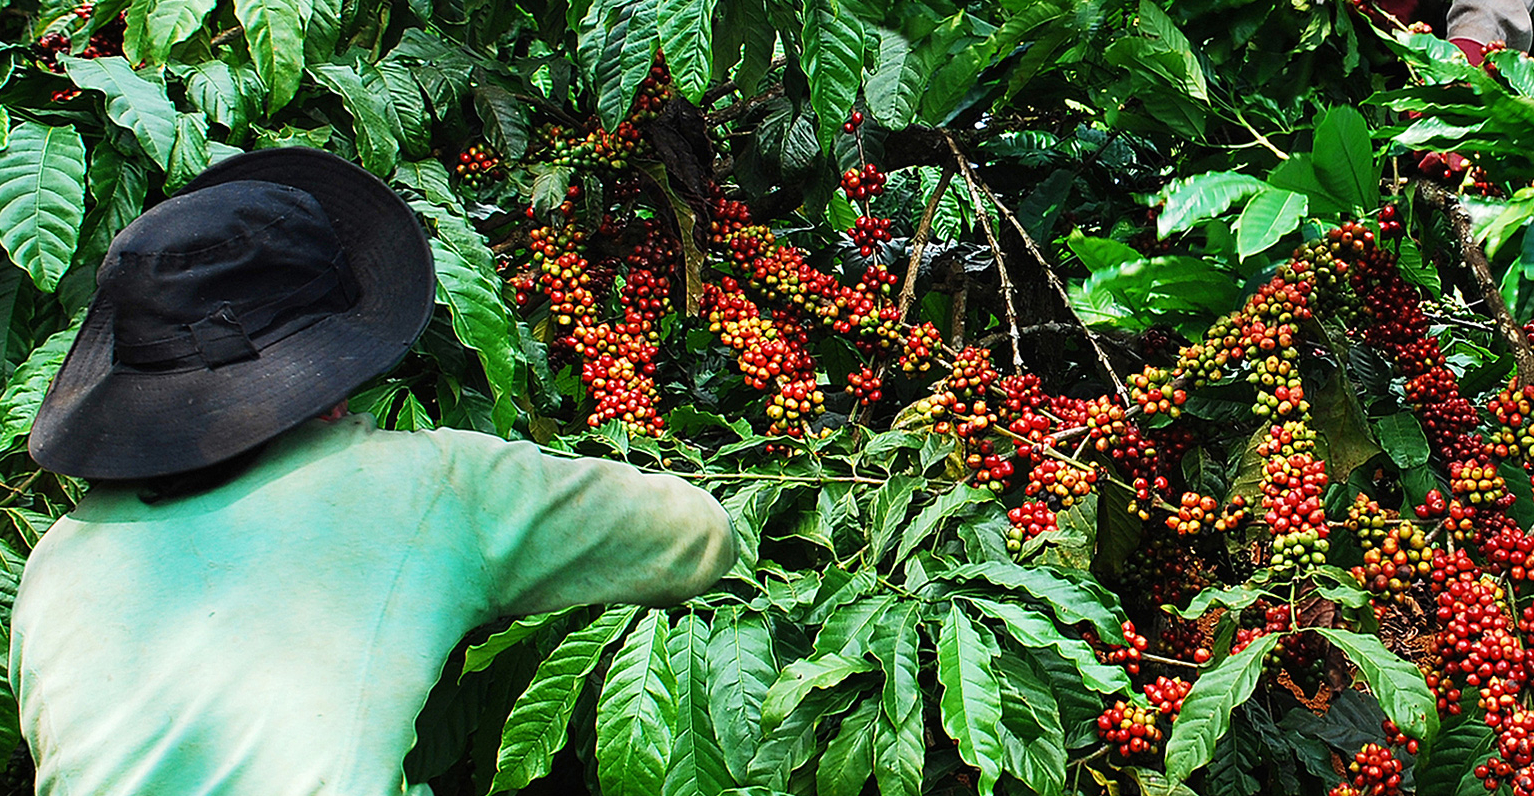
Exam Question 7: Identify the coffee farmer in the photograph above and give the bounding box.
[10,148,737,794]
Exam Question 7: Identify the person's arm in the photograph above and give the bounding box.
[439,429,737,615]
[1448,0,1534,62]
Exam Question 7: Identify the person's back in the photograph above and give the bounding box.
[13,414,733,795]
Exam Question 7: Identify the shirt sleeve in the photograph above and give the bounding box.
[1448,0,1534,52]
[435,429,737,616]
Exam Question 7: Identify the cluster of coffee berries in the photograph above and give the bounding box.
[848,216,894,258]
[1378,204,1402,238]
[764,378,827,437]
[1489,382,1534,465]
[1005,501,1056,558]
[1143,676,1192,718]
[1087,620,1149,675]
[1427,577,1526,718]
[961,437,1014,492]
[1343,743,1404,796]
[1347,218,1483,461]
[845,366,883,406]
[1381,719,1419,755]
[1452,461,1510,509]
[455,144,504,188]
[1096,700,1163,758]
[1128,367,1185,417]
[1025,459,1098,509]
[842,110,865,135]
[33,5,124,74]
[840,163,886,202]
[1166,492,1220,536]
[532,121,642,172]
[572,222,676,435]
[703,279,815,390]
[1257,423,1330,569]
[630,58,673,121]
[947,347,999,400]
[1154,618,1212,663]
[1352,521,1429,605]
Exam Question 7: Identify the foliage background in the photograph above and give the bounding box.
[0,0,1527,794]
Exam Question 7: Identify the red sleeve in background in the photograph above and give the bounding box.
[1452,36,1488,64]
[1375,0,1421,21]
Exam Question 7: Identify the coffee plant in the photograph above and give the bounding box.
[10,0,1534,794]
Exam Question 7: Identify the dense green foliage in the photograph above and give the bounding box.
[6,0,1534,795]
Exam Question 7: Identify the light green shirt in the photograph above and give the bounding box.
[9,414,735,795]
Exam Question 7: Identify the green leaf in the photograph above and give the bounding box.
[491,605,639,792]
[1066,230,1143,274]
[310,61,401,177]
[802,0,864,150]
[1395,239,1441,295]
[937,604,1004,796]
[866,474,922,558]
[1375,412,1431,469]
[873,693,923,796]
[963,597,1131,694]
[0,321,79,452]
[811,593,890,655]
[866,26,922,130]
[0,123,86,293]
[416,204,524,436]
[173,60,257,137]
[869,600,921,724]
[894,484,990,563]
[761,653,874,732]
[463,608,579,676]
[597,610,677,796]
[235,0,310,112]
[392,159,458,210]
[1313,627,1438,744]
[663,614,732,796]
[473,84,531,162]
[1154,172,1268,237]
[303,0,342,65]
[1267,153,1347,216]
[1414,719,1493,796]
[62,57,177,171]
[165,112,210,193]
[1167,582,1272,620]
[995,649,1066,796]
[707,608,778,783]
[72,143,148,302]
[376,61,430,160]
[123,0,218,65]
[656,0,714,102]
[943,562,1126,639]
[816,697,876,796]
[578,0,660,131]
[1234,188,1308,260]
[1164,633,1281,781]
[1312,106,1379,214]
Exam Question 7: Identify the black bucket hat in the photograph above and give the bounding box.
[29,148,435,479]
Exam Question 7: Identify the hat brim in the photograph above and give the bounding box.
[29,148,435,479]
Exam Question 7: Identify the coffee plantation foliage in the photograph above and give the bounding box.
[11,0,1534,793]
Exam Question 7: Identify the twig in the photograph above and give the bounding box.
[1424,313,1495,333]
[705,84,785,127]
[977,179,1130,402]
[949,258,968,348]
[210,27,244,47]
[944,132,1024,370]
[1231,108,1289,161]
[0,470,43,509]
[1415,180,1534,386]
[899,164,956,321]
[1141,651,1203,670]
